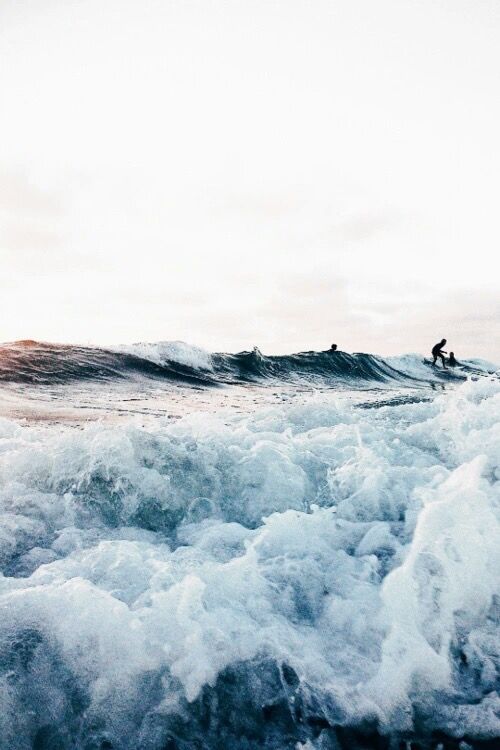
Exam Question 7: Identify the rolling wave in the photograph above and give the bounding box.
[0,340,215,386]
[1,340,493,388]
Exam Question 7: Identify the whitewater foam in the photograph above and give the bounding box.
[0,373,499,748]
[114,340,214,372]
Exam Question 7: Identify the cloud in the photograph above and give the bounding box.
[0,168,63,216]
[0,167,103,274]
[316,215,396,245]
[1,223,63,251]
[222,193,306,220]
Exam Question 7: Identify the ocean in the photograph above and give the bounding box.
[0,340,499,750]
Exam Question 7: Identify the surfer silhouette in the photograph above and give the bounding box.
[431,339,447,368]
[448,352,458,367]
[330,344,338,351]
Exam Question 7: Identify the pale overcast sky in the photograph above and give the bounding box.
[0,0,499,358]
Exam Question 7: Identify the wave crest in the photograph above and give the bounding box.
[1,340,494,387]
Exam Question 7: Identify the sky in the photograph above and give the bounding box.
[0,0,499,359]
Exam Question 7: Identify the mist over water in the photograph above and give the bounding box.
[0,341,499,749]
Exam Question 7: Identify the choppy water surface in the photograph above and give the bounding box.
[0,341,499,750]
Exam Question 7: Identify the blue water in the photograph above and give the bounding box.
[0,339,486,386]
[0,341,498,750]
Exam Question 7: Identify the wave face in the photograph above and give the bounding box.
[0,341,215,386]
[0,374,499,748]
[1,340,495,387]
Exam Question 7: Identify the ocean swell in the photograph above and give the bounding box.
[1,340,493,388]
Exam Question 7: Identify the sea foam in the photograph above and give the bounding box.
[114,340,214,372]
[0,378,499,748]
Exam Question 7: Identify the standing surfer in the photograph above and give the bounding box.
[431,339,447,368]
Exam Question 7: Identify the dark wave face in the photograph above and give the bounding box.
[213,348,415,383]
[0,341,215,386]
[0,340,477,388]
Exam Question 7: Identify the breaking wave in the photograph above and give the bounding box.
[0,340,496,387]
[0,374,499,748]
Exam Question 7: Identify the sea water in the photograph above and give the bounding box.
[0,342,498,750]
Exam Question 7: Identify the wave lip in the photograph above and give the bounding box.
[1,340,491,388]
[113,340,214,372]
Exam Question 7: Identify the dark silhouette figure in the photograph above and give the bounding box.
[431,339,447,368]
[330,344,338,351]
[448,352,458,367]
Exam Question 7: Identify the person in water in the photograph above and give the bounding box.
[431,339,447,368]
[448,352,458,367]
[330,344,338,351]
